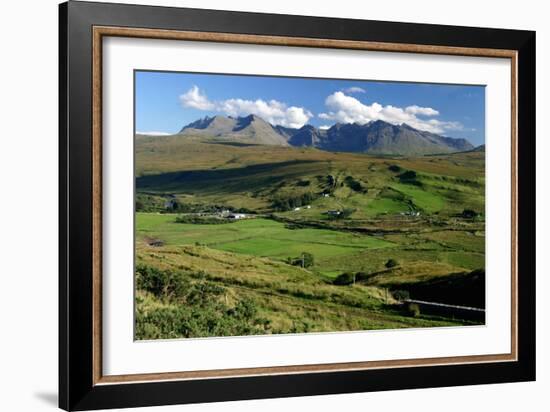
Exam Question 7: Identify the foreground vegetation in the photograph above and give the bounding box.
[136,244,472,339]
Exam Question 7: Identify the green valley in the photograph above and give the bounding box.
[135,135,486,339]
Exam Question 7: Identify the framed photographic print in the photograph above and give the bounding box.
[59,1,536,410]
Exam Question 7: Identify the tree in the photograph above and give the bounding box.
[333,272,356,286]
[399,170,417,180]
[385,258,398,268]
[301,252,314,268]
[344,176,365,192]
[398,170,421,186]
[290,252,314,268]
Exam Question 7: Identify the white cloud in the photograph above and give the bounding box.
[319,125,331,130]
[342,86,366,94]
[136,131,172,136]
[179,85,216,110]
[318,91,462,134]
[179,86,313,128]
[405,105,439,116]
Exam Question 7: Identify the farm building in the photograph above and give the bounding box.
[219,209,231,216]
[327,210,342,217]
[227,213,246,220]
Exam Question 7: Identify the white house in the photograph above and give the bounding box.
[227,213,246,220]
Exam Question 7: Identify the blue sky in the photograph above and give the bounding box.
[135,70,485,145]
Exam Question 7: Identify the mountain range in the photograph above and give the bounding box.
[175,114,475,155]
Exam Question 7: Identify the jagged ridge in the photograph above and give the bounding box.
[177,115,474,155]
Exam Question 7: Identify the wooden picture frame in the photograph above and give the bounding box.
[59,1,536,410]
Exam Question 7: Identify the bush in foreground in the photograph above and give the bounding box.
[135,264,271,339]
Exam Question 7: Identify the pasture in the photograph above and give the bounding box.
[137,214,394,261]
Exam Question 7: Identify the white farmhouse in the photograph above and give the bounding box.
[227,213,246,220]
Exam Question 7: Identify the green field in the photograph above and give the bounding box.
[137,214,393,260]
[135,136,486,339]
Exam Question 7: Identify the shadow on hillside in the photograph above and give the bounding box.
[136,159,319,193]
[392,269,486,308]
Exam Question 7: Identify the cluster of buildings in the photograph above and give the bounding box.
[213,209,248,220]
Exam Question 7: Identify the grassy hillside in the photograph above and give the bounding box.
[136,243,469,339]
[136,135,483,177]
[137,137,484,219]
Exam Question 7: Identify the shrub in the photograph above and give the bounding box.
[235,207,256,214]
[135,194,171,212]
[302,252,314,268]
[399,170,417,180]
[388,164,402,173]
[175,215,232,225]
[355,271,371,282]
[271,192,315,211]
[135,264,271,339]
[136,298,266,339]
[135,264,190,300]
[385,259,399,268]
[405,303,421,317]
[392,290,410,301]
[333,272,356,286]
[290,252,315,268]
[398,170,422,186]
[344,176,367,193]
